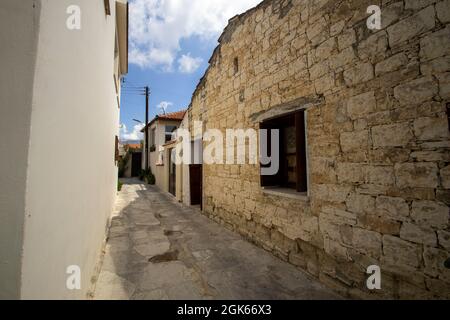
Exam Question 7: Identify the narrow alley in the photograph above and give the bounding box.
[92,179,340,300]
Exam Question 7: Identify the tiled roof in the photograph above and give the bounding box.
[156,110,186,121]
[141,109,187,132]
[126,143,141,150]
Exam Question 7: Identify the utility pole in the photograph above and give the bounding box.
[145,86,149,171]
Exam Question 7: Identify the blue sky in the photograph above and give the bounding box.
[119,36,215,141]
[119,0,262,141]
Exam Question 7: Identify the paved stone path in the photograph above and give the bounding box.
[93,179,340,300]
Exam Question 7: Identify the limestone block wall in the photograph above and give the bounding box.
[188,0,450,299]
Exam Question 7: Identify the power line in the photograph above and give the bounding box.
[122,87,146,90]
[122,78,146,88]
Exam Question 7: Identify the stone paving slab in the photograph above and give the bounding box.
[93,178,341,300]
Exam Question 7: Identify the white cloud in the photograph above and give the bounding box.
[120,123,144,141]
[157,101,173,114]
[178,54,203,73]
[129,0,262,71]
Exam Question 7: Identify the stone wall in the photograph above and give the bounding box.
[188,0,450,299]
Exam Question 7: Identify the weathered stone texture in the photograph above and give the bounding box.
[346,91,376,120]
[414,117,449,141]
[340,130,369,153]
[343,62,374,87]
[382,235,421,269]
[372,123,413,147]
[400,223,437,246]
[437,0,450,23]
[441,165,450,189]
[395,163,439,188]
[420,26,450,61]
[394,77,438,106]
[376,196,409,221]
[387,6,435,47]
[411,201,449,228]
[375,53,408,76]
[188,0,450,299]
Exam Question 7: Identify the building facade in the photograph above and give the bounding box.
[121,143,142,178]
[186,0,450,298]
[142,110,186,194]
[0,0,128,299]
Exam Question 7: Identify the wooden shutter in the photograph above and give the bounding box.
[115,136,119,162]
[295,111,307,192]
[104,0,111,16]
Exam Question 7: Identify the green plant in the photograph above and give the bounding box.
[118,152,130,178]
[138,169,145,181]
[140,168,155,185]
[117,180,123,191]
[140,168,149,181]
[147,172,155,185]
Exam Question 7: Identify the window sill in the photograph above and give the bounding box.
[262,187,309,201]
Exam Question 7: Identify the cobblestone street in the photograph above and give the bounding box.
[92,179,340,300]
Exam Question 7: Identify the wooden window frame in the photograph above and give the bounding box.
[104,0,111,16]
[115,135,119,162]
[150,128,156,148]
[165,125,177,143]
[295,112,307,192]
[260,110,308,193]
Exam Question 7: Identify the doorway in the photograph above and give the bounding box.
[131,152,142,177]
[189,164,202,209]
[169,148,176,196]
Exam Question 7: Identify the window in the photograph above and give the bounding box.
[156,148,164,166]
[233,57,239,74]
[104,0,111,15]
[115,135,119,162]
[150,128,156,149]
[260,110,307,192]
[165,125,177,143]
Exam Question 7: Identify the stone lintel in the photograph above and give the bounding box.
[250,95,324,123]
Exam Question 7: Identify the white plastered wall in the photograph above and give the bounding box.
[0,0,41,299]
[19,0,121,299]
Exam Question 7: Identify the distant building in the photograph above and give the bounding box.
[141,110,186,193]
[169,111,202,207]
[121,143,142,178]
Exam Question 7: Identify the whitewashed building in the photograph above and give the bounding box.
[0,0,128,299]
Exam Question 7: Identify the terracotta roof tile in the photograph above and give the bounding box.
[141,109,187,132]
[156,110,186,121]
[126,143,141,150]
